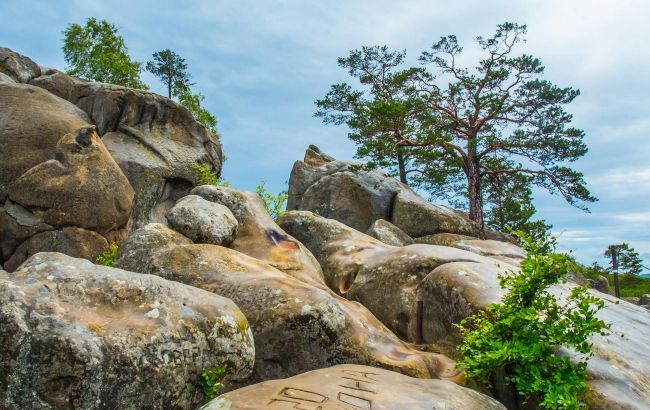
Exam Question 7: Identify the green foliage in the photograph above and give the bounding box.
[96,242,119,267]
[62,18,147,89]
[256,180,288,220]
[604,243,644,275]
[199,364,226,400]
[191,163,229,187]
[146,49,193,98]
[179,91,220,137]
[316,22,596,228]
[577,261,650,297]
[456,232,610,409]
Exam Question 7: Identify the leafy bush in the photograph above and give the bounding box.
[191,162,229,187]
[96,242,119,267]
[256,180,288,220]
[456,233,610,409]
[199,364,226,400]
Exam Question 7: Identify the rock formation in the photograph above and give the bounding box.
[200,364,505,410]
[0,253,254,409]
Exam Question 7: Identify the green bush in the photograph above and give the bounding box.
[191,162,229,187]
[199,364,226,401]
[255,180,288,220]
[456,233,610,409]
[96,242,119,267]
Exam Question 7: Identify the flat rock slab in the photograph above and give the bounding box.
[200,364,505,410]
[0,253,254,409]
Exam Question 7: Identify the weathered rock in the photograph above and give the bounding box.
[0,200,54,262]
[287,146,485,237]
[0,72,15,83]
[277,211,510,345]
[191,185,325,287]
[3,227,109,272]
[0,47,40,83]
[366,218,414,246]
[0,82,91,202]
[639,294,650,306]
[391,189,481,238]
[29,70,222,226]
[7,126,134,233]
[166,195,238,246]
[0,253,254,410]
[588,275,612,294]
[115,224,460,385]
[417,234,526,265]
[200,364,505,410]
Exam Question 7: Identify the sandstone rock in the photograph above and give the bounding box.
[303,144,336,166]
[366,219,414,246]
[191,185,325,287]
[7,126,134,233]
[166,195,238,246]
[277,211,509,345]
[639,294,650,306]
[416,235,526,264]
[200,364,505,410]
[588,275,612,294]
[0,72,15,83]
[0,47,40,83]
[115,224,460,384]
[0,200,54,262]
[29,70,222,226]
[391,189,481,238]
[0,253,254,409]
[0,82,91,201]
[3,227,108,272]
[415,232,475,246]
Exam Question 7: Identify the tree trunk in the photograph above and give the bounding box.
[397,150,408,185]
[167,77,172,99]
[466,143,485,238]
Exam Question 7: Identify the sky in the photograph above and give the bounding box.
[1,0,648,269]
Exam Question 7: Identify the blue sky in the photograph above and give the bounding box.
[1,0,648,269]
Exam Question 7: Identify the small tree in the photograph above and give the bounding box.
[62,17,146,89]
[146,49,193,99]
[316,22,596,231]
[605,243,644,275]
[256,181,288,220]
[178,91,219,137]
[456,233,610,409]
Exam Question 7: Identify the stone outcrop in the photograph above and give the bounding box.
[416,234,526,265]
[200,364,505,410]
[0,47,40,83]
[287,146,496,239]
[29,69,222,226]
[278,211,510,345]
[166,194,238,246]
[0,253,254,409]
[115,223,461,385]
[366,218,414,246]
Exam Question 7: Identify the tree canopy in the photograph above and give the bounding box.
[146,49,193,98]
[316,22,596,231]
[62,17,146,89]
[605,243,645,275]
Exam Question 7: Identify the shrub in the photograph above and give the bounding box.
[191,162,229,187]
[199,364,226,401]
[255,180,288,220]
[455,232,610,409]
[96,242,119,267]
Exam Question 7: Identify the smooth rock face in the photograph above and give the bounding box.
[166,195,238,246]
[0,47,40,83]
[417,234,526,265]
[0,253,254,410]
[366,218,414,246]
[29,69,222,226]
[201,364,505,410]
[277,211,510,345]
[287,146,484,236]
[8,126,134,233]
[115,224,460,385]
[191,185,325,287]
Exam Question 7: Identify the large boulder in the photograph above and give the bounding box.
[0,253,254,409]
[278,211,508,345]
[0,47,40,83]
[166,195,238,246]
[287,146,485,237]
[366,218,414,246]
[416,234,526,265]
[29,68,222,226]
[115,224,460,385]
[191,185,325,288]
[200,364,505,410]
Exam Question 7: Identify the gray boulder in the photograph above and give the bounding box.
[201,364,505,410]
[166,195,238,246]
[366,219,414,246]
[0,47,40,83]
[0,253,254,409]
